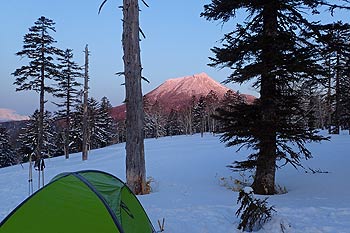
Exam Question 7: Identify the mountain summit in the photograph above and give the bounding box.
[110,72,255,120]
[145,72,231,110]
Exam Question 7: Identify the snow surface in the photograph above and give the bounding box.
[1,132,350,232]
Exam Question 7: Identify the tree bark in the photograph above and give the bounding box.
[334,51,340,134]
[64,73,71,159]
[252,2,278,195]
[36,40,45,161]
[123,0,147,194]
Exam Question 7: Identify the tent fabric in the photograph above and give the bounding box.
[0,170,156,233]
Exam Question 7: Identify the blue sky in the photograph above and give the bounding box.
[0,1,348,116]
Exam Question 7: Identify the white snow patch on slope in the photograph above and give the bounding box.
[1,133,350,232]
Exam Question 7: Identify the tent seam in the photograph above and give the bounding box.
[72,172,125,233]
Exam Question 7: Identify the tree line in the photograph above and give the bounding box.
[0,96,117,168]
[0,88,244,168]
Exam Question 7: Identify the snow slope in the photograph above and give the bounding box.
[1,133,350,232]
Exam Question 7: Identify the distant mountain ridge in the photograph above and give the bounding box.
[110,72,256,120]
[0,108,29,122]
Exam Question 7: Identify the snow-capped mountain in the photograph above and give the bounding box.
[110,72,255,120]
[146,72,230,109]
[0,108,29,122]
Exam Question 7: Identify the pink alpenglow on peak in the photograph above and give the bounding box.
[110,72,256,120]
[146,72,231,106]
[0,108,29,122]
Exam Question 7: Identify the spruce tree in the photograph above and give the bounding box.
[319,22,350,133]
[165,109,183,136]
[12,16,62,161]
[54,48,83,159]
[200,1,349,194]
[193,96,207,137]
[0,128,16,168]
[341,59,350,133]
[98,97,117,147]
[71,97,117,151]
[144,100,166,139]
[69,109,83,153]
[17,110,59,163]
[205,90,219,133]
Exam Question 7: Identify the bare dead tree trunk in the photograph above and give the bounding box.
[82,44,89,161]
[123,0,147,194]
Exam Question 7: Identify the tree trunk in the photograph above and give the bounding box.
[37,77,44,161]
[334,52,340,134]
[252,2,278,195]
[123,0,147,195]
[82,45,89,161]
[327,58,332,134]
[65,91,70,159]
[64,70,70,159]
[36,41,45,161]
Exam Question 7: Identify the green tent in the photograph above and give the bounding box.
[0,170,156,233]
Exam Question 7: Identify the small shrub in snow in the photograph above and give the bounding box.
[146,176,159,193]
[218,171,254,191]
[236,187,275,232]
[275,184,288,194]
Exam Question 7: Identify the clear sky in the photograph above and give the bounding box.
[0,1,348,116]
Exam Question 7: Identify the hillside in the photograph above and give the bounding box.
[0,132,349,232]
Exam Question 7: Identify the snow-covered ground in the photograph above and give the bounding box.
[1,132,349,232]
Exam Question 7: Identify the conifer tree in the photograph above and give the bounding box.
[71,97,117,151]
[193,96,207,137]
[0,128,16,168]
[144,100,166,138]
[69,109,83,153]
[165,109,183,136]
[17,110,59,162]
[98,97,117,147]
[201,1,349,194]
[12,16,62,161]
[54,48,83,159]
[205,90,219,133]
[341,60,350,133]
[319,22,350,133]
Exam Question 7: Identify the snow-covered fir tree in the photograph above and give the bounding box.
[201,0,342,194]
[17,110,60,162]
[71,97,117,151]
[205,90,220,133]
[192,96,207,137]
[0,127,16,168]
[12,16,62,160]
[98,96,117,147]
[165,109,183,136]
[144,100,166,138]
[320,22,350,134]
[54,48,83,159]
